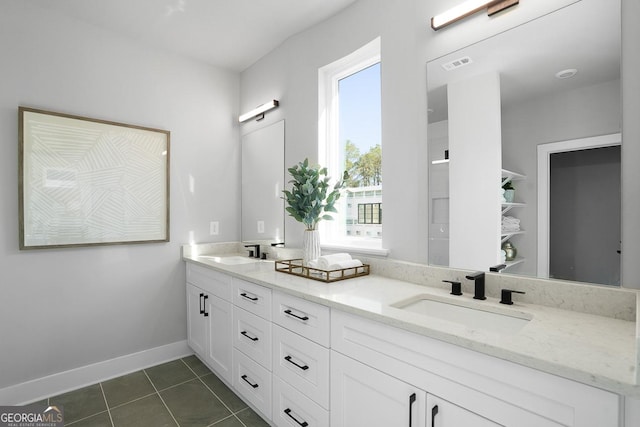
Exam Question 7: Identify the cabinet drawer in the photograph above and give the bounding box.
[233,278,272,320]
[233,349,272,419]
[233,306,272,370]
[272,375,329,427]
[273,325,330,409]
[186,263,232,301]
[272,292,330,347]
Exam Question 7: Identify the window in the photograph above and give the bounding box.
[319,38,382,250]
[358,203,382,225]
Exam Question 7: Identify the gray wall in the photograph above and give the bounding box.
[0,2,240,389]
[501,79,621,277]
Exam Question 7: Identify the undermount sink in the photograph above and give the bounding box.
[198,255,261,265]
[391,294,531,334]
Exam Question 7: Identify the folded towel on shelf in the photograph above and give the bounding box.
[317,253,352,270]
[328,259,363,270]
[502,225,521,232]
[502,216,520,225]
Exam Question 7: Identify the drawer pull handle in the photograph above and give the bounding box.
[284,408,309,427]
[431,404,439,426]
[241,374,259,389]
[203,295,209,317]
[199,293,205,314]
[240,292,258,301]
[409,393,416,427]
[284,355,309,371]
[284,309,309,322]
[240,330,259,342]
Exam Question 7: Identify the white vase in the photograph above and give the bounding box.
[303,229,321,266]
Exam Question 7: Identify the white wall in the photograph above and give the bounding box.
[0,2,240,390]
[240,0,627,265]
[621,0,640,288]
[240,0,430,261]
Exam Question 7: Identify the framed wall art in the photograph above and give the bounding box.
[18,107,170,249]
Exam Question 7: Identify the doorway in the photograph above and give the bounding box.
[537,134,621,285]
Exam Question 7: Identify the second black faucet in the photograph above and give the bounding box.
[465,271,486,300]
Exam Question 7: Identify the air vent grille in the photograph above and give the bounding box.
[441,56,473,71]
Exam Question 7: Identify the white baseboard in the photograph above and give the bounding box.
[0,340,192,405]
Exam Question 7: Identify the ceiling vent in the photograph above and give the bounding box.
[441,56,473,71]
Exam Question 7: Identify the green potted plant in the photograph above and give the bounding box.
[502,180,515,203]
[282,158,348,264]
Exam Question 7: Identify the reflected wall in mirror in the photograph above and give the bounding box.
[427,0,621,286]
[241,120,285,243]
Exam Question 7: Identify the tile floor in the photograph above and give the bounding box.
[36,356,270,427]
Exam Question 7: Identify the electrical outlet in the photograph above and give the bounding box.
[257,220,265,234]
[210,221,219,235]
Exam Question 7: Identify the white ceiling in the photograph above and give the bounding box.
[28,0,358,71]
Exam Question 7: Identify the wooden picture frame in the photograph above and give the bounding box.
[18,107,170,249]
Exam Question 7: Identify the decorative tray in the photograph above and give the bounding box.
[274,259,370,283]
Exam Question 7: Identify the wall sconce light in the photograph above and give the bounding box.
[238,100,280,123]
[431,0,519,31]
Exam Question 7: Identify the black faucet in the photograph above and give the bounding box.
[489,264,507,272]
[244,244,260,259]
[465,271,486,300]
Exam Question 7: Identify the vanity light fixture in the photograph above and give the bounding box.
[432,149,450,164]
[238,100,280,123]
[431,0,519,31]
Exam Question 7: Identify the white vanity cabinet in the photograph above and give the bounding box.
[331,310,618,427]
[186,264,233,384]
[331,350,427,427]
[231,278,273,419]
[271,291,331,427]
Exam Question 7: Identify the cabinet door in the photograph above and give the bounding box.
[427,395,501,427]
[331,351,426,427]
[186,283,207,356]
[204,293,233,384]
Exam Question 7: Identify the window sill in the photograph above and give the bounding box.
[320,241,389,257]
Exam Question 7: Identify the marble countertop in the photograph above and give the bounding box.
[182,248,639,398]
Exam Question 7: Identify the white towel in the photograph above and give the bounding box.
[317,253,352,270]
[328,259,363,270]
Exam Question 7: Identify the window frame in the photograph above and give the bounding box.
[318,38,385,254]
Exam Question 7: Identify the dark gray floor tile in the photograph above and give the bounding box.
[235,407,270,427]
[68,411,112,427]
[145,359,196,391]
[182,355,211,377]
[110,394,176,427]
[212,415,245,427]
[49,383,107,424]
[200,373,247,413]
[161,379,231,427]
[102,370,155,408]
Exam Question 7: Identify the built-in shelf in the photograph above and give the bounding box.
[503,257,525,270]
[501,202,526,215]
[501,230,525,243]
[501,169,526,186]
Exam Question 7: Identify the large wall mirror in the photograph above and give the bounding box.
[427,0,621,286]
[241,120,285,244]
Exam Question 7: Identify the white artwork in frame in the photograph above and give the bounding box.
[19,107,170,249]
